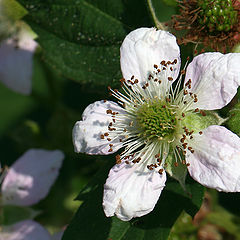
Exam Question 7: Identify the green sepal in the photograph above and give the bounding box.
[165,153,188,191]
[183,111,226,132]
[1,0,27,21]
[0,205,39,226]
[226,102,240,136]
[162,0,178,7]
[0,0,31,42]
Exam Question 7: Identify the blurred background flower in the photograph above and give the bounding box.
[0,149,64,240]
[0,0,37,95]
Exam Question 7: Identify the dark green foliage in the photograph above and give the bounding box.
[62,160,204,240]
[16,0,153,85]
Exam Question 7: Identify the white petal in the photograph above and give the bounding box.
[120,28,180,83]
[0,220,51,240]
[185,52,240,110]
[103,160,166,221]
[0,32,37,95]
[186,125,240,192]
[73,100,124,155]
[1,149,64,206]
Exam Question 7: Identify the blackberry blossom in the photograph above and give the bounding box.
[73,28,240,221]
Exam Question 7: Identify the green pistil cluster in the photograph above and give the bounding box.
[136,100,177,141]
[198,0,238,32]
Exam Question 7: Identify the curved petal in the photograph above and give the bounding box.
[120,28,181,84]
[103,160,166,221]
[186,125,240,192]
[1,220,51,240]
[1,149,64,206]
[185,52,240,110]
[73,100,125,155]
[0,33,37,95]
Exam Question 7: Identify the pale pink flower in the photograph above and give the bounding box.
[0,220,52,240]
[0,220,64,240]
[1,149,64,206]
[0,29,37,95]
[0,149,64,240]
[73,28,240,221]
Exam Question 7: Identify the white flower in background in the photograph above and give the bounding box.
[0,0,37,95]
[0,29,37,95]
[0,220,64,240]
[73,27,240,221]
[0,220,52,240]
[0,149,64,240]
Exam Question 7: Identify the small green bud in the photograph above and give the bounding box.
[197,0,238,32]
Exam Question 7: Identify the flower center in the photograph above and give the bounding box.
[136,99,177,141]
[198,0,238,32]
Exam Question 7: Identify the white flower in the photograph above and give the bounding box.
[0,220,52,240]
[73,28,240,221]
[1,149,64,206]
[0,0,37,95]
[0,220,64,240]
[0,28,37,95]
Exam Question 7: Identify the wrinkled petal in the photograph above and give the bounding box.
[73,100,125,155]
[186,125,240,192]
[0,31,37,95]
[1,149,64,206]
[185,52,240,110]
[0,220,51,240]
[120,28,181,84]
[103,160,166,221]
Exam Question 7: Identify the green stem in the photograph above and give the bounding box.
[147,0,167,30]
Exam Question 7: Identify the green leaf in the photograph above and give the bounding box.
[166,177,204,218]
[165,153,188,190]
[16,0,153,85]
[1,0,27,21]
[1,205,39,225]
[62,160,204,240]
[0,83,35,136]
[226,102,240,136]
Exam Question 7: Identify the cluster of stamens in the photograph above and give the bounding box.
[100,60,206,174]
